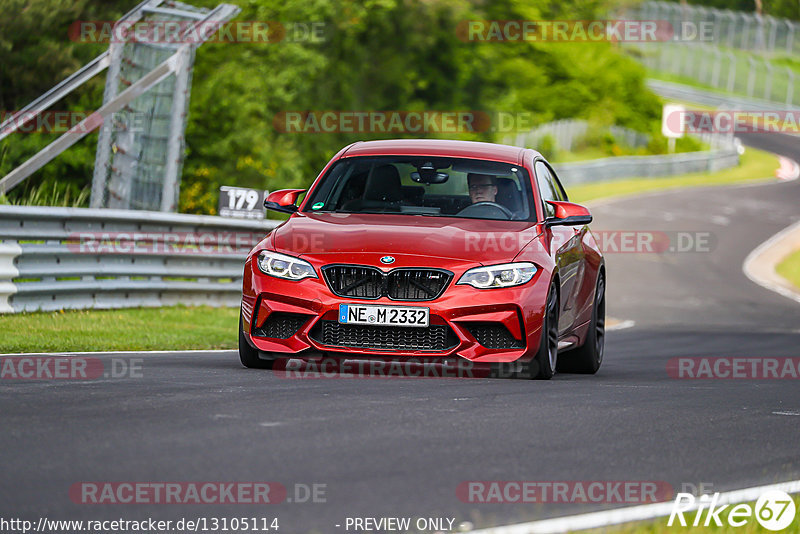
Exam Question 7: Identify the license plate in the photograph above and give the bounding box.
[338,304,429,327]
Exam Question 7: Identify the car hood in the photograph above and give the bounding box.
[271,212,541,266]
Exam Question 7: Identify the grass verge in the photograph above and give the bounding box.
[776,249,800,291]
[568,147,778,204]
[0,306,239,353]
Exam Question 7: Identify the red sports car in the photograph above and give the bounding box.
[239,139,605,379]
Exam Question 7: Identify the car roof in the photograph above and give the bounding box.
[340,139,540,165]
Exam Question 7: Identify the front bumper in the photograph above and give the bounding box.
[241,259,548,363]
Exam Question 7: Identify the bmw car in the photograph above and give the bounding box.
[239,139,605,379]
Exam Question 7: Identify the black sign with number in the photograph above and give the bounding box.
[219,186,269,219]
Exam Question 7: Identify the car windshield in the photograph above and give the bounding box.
[302,156,534,221]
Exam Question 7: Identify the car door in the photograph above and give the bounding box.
[534,160,583,335]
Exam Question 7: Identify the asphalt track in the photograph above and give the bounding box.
[1,134,799,533]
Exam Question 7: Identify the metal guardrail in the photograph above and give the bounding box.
[0,206,278,313]
[647,79,800,112]
[554,148,740,186]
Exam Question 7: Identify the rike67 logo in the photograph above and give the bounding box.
[668,490,797,531]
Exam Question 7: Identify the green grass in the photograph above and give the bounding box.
[568,147,778,204]
[647,71,759,101]
[552,147,613,163]
[0,181,90,207]
[658,98,717,112]
[552,141,709,164]
[0,306,239,353]
[776,249,800,290]
[598,493,800,534]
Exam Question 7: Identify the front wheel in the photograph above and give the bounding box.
[239,313,275,369]
[519,280,559,380]
[558,272,605,374]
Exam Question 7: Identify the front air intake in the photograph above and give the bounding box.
[465,323,525,349]
[252,312,309,339]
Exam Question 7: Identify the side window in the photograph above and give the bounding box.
[545,163,568,202]
[534,161,558,218]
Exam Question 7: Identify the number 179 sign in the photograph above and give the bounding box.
[219,186,269,219]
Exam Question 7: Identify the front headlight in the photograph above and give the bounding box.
[256,251,317,280]
[457,262,537,289]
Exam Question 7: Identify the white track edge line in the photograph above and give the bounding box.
[464,479,800,534]
[606,319,635,332]
[743,220,800,305]
[0,349,237,357]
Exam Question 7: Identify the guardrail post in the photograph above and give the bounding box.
[711,48,722,88]
[0,243,21,314]
[682,43,693,77]
[740,13,751,50]
[726,13,737,48]
[726,53,737,93]
[747,57,757,97]
[711,9,722,43]
[753,13,765,51]
[699,46,710,85]
[787,67,795,107]
[764,60,773,101]
[768,16,778,53]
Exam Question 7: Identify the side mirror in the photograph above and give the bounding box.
[264,189,306,214]
[544,201,593,227]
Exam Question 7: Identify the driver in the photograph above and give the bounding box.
[467,173,498,204]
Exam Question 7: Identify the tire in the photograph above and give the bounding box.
[518,279,559,380]
[558,272,605,374]
[239,313,275,369]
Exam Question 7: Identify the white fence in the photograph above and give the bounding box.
[633,42,797,105]
[637,1,800,55]
[624,2,800,106]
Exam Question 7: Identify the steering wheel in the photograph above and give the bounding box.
[456,201,513,219]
